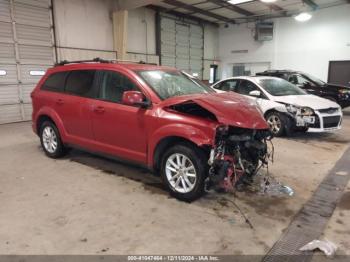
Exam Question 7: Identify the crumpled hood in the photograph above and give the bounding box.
[161,92,269,129]
[274,95,340,110]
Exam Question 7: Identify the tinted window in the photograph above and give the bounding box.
[289,74,310,86]
[137,70,213,100]
[65,70,96,97]
[215,80,239,92]
[236,80,260,95]
[41,71,68,92]
[99,70,138,103]
[258,78,306,96]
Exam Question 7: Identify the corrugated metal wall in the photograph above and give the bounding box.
[0,0,54,124]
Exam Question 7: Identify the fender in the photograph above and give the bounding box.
[34,107,68,141]
[147,123,215,167]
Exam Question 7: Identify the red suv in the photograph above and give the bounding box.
[31,59,271,201]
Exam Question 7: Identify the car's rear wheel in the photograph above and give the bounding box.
[40,121,67,158]
[266,112,289,137]
[160,143,207,202]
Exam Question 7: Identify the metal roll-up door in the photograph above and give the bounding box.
[159,14,204,79]
[160,17,176,68]
[0,0,54,124]
[189,24,203,79]
[175,23,190,72]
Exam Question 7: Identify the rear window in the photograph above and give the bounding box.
[41,71,68,92]
[65,70,96,97]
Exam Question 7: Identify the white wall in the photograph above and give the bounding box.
[54,0,114,50]
[54,2,159,62]
[53,1,218,67]
[127,7,156,55]
[219,4,350,81]
[204,24,219,60]
[203,24,219,80]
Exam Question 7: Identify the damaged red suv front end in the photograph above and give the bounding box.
[156,91,272,194]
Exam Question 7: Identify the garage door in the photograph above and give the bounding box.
[160,14,204,79]
[0,0,54,124]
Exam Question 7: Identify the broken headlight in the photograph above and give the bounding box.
[339,89,350,94]
[285,104,314,116]
[285,104,299,114]
[300,107,314,116]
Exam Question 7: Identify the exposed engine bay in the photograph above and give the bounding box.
[206,125,274,192]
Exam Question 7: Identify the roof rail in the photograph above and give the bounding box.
[55,57,158,66]
[263,69,290,73]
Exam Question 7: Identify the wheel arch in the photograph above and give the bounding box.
[36,115,55,135]
[152,136,211,175]
[34,107,67,141]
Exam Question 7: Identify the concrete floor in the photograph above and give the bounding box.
[0,110,350,255]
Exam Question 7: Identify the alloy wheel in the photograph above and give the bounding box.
[165,153,197,193]
[42,126,58,153]
[267,114,282,134]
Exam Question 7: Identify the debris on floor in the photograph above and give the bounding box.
[240,172,294,197]
[299,239,337,257]
[260,175,294,197]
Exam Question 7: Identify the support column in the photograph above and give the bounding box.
[113,10,128,60]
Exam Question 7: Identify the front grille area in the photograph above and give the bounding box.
[323,116,341,128]
[309,115,320,128]
[318,107,339,114]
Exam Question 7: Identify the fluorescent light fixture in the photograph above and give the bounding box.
[29,70,45,76]
[0,70,6,76]
[228,0,252,4]
[260,0,277,2]
[295,12,312,22]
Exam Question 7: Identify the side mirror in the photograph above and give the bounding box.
[122,91,150,108]
[249,90,261,97]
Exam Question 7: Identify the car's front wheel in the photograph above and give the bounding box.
[160,143,207,202]
[40,121,67,158]
[266,112,291,137]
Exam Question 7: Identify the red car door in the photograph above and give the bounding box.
[54,70,97,142]
[91,70,149,164]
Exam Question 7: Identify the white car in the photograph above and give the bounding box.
[212,76,343,136]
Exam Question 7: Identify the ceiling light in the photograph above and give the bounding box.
[228,0,253,4]
[260,0,277,3]
[295,12,312,22]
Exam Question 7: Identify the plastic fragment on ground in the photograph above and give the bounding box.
[299,239,337,257]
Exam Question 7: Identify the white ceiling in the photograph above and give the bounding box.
[151,0,349,24]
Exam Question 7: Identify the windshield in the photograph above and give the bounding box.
[137,70,213,100]
[304,73,325,86]
[258,78,307,96]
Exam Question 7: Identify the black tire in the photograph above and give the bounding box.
[160,143,207,202]
[265,111,291,137]
[39,121,67,158]
[296,126,309,133]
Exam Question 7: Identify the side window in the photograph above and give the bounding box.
[41,71,68,92]
[289,75,298,84]
[216,80,239,92]
[297,75,311,86]
[236,80,260,95]
[99,70,138,103]
[289,74,310,86]
[65,70,96,97]
[214,80,238,92]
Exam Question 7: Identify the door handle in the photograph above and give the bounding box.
[56,99,64,105]
[94,106,105,113]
